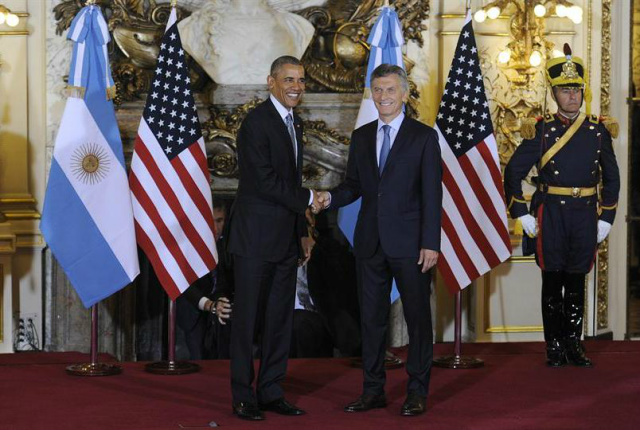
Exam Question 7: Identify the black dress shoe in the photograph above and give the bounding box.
[344,394,387,413]
[565,339,593,367]
[259,398,305,416]
[232,402,264,420]
[401,393,427,416]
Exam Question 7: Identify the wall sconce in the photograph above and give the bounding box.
[0,4,20,27]
[473,0,582,86]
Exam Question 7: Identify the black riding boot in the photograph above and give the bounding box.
[563,272,592,367]
[541,271,566,367]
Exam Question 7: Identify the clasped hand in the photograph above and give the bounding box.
[310,190,331,214]
[214,297,232,325]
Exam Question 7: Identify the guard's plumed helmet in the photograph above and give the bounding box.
[545,43,592,114]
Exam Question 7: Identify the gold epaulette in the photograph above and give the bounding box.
[520,117,539,140]
[600,116,619,138]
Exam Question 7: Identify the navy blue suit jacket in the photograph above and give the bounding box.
[330,117,443,259]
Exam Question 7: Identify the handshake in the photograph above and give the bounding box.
[310,190,331,214]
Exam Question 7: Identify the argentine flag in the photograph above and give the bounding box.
[41,4,139,308]
[338,6,405,302]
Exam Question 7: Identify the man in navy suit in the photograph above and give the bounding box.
[317,64,442,416]
[226,56,318,421]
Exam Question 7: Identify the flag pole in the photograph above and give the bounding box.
[433,290,483,369]
[145,297,200,375]
[66,305,122,376]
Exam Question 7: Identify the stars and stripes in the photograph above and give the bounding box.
[129,8,217,300]
[435,13,511,292]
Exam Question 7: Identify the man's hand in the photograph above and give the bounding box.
[418,249,438,273]
[311,190,330,214]
[597,220,612,243]
[299,235,316,266]
[214,297,232,325]
[318,191,331,209]
[519,214,537,238]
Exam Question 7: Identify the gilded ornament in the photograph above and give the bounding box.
[597,0,612,331]
[561,61,579,80]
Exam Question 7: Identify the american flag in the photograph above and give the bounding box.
[435,13,511,292]
[129,8,217,300]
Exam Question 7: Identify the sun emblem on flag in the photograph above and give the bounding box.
[71,143,111,185]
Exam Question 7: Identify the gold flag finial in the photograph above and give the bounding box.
[86,0,97,5]
[171,0,178,7]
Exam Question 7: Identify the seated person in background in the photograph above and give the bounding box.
[209,208,362,359]
[179,198,233,359]
[302,209,361,358]
[290,236,333,358]
[290,209,361,358]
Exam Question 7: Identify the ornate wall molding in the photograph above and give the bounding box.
[597,0,612,331]
[300,0,429,93]
[201,96,351,186]
[53,1,429,99]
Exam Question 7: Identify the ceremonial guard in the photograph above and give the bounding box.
[504,44,620,367]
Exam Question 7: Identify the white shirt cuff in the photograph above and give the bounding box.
[308,189,314,206]
[198,297,209,311]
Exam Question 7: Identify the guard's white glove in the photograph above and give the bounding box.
[519,214,537,238]
[597,220,612,244]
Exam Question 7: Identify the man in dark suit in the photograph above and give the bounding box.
[180,198,233,359]
[317,64,442,416]
[226,56,318,421]
[290,210,362,359]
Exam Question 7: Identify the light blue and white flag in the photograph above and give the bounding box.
[338,5,405,302]
[41,4,139,308]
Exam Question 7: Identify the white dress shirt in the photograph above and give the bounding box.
[376,112,405,167]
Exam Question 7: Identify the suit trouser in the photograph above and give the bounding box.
[357,244,433,397]
[230,251,297,404]
[175,295,206,360]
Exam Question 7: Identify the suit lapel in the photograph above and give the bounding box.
[266,98,297,169]
[363,122,380,184]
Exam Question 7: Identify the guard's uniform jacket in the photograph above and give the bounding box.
[504,113,620,273]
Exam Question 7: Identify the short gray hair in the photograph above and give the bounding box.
[370,64,409,92]
[270,56,303,77]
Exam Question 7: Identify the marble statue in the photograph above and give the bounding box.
[178,0,325,85]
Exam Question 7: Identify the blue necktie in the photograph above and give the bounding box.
[379,124,391,176]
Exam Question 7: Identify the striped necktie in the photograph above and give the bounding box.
[286,113,297,166]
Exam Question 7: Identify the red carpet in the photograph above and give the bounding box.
[0,341,639,430]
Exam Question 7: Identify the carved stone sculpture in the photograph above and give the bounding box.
[178,0,325,85]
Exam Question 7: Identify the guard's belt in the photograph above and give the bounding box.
[539,185,597,197]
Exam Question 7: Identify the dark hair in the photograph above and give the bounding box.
[212,197,227,213]
[370,64,409,92]
[270,55,303,77]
